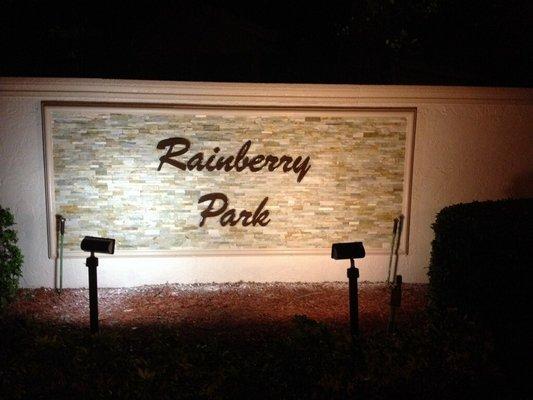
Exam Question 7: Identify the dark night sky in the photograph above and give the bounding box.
[1,0,531,86]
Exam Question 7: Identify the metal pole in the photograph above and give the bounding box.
[55,215,66,295]
[391,215,404,280]
[347,258,359,337]
[387,218,399,284]
[86,253,99,334]
[59,228,64,293]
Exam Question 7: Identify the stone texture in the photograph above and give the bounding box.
[51,110,407,251]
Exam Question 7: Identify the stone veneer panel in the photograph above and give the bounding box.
[51,109,408,252]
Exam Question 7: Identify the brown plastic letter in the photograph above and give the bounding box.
[198,192,228,227]
[157,137,190,171]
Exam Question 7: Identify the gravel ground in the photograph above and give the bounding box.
[8,282,428,333]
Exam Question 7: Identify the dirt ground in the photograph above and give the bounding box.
[8,282,428,333]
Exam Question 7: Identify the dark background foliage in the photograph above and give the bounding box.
[1,0,531,86]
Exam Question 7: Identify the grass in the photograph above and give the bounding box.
[0,312,526,400]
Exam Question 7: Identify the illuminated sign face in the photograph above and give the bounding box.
[43,105,415,255]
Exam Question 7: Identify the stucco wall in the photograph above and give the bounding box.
[1,78,532,287]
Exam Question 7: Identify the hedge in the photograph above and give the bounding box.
[428,198,532,328]
[0,206,23,311]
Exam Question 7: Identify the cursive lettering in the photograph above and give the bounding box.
[157,137,311,183]
[198,192,271,227]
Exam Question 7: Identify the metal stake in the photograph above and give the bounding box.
[347,258,360,337]
[86,252,99,334]
[388,275,403,333]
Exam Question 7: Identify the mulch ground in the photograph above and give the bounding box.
[7,282,428,333]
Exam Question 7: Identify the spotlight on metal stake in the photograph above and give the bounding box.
[80,236,115,334]
[331,241,365,337]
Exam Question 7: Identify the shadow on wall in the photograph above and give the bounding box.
[507,170,533,198]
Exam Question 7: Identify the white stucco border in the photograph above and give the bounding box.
[2,78,532,285]
[42,101,416,259]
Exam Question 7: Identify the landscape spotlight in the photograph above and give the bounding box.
[81,236,115,254]
[331,241,365,337]
[80,236,116,333]
[331,242,365,260]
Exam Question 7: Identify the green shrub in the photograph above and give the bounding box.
[428,198,532,328]
[0,206,23,311]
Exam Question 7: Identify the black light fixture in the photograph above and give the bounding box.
[331,241,365,337]
[80,236,115,333]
